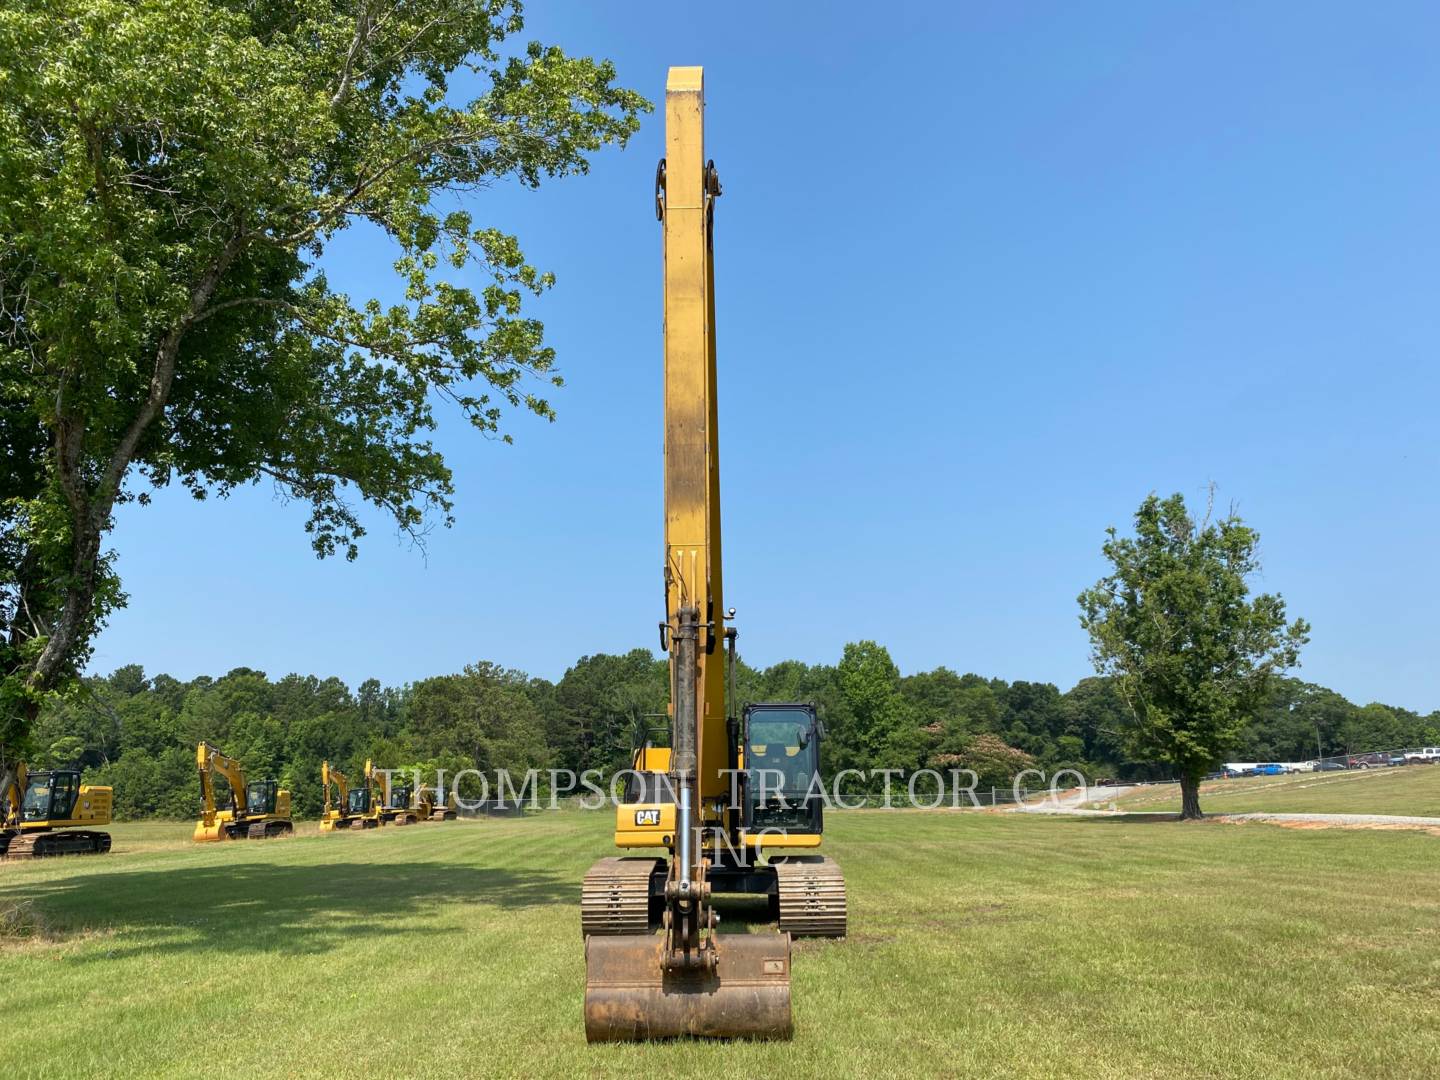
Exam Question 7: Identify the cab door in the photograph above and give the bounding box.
[50,772,79,820]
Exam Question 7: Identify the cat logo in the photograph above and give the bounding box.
[634,809,660,827]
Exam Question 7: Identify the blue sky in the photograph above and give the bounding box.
[93,1,1440,711]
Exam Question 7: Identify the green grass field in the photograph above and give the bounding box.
[1099,764,1440,817]
[2,810,1438,1078]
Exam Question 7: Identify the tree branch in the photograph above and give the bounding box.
[331,0,381,109]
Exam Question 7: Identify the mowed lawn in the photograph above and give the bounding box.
[1103,764,1440,817]
[2,810,1438,1079]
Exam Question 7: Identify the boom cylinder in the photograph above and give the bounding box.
[672,606,699,890]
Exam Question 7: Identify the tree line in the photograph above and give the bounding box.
[31,646,1437,820]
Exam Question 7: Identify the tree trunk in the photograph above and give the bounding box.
[25,522,104,695]
[1179,770,1204,820]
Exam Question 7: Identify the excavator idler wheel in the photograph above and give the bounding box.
[584,932,793,1042]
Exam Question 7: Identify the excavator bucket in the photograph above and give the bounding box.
[193,820,224,842]
[583,932,793,1042]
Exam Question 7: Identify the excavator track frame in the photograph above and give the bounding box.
[1,829,112,859]
[774,856,848,937]
[581,857,664,936]
[581,855,848,940]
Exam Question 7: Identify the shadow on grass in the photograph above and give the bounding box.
[1051,812,1186,825]
[0,860,573,958]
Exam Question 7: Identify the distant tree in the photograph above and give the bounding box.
[1058,676,1130,773]
[999,681,1065,759]
[553,651,667,774]
[931,734,1035,793]
[0,0,646,755]
[1079,492,1309,818]
[1241,678,1355,762]
[834,641,923,774]
[406,662,549,777]
[1339,703,1405,757]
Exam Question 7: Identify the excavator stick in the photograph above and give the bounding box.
[584,933,793,1042]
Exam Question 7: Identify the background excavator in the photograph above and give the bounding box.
[581,67,846,1043]
[320,760,377,831]
[365,760,417,826]
[418,785,458,821]
[0,762,112,858]
[193,741,293,841]
[339,760,385,828]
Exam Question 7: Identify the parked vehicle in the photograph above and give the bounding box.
[1387,753,1409,767]
[1315,760,1349,772]
[1405,748,1440,764]
[1348,752,1390,769]
[1253,763,1285,776]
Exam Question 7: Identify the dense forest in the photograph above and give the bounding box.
[30,642,1440,819]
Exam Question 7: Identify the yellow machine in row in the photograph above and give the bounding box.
[364,760,418,826]
[419,786,458,821]
[320,760,380,831]
[0,762,112,858]
[193,742,293,841]
[321,761,453,831]
[581,67,846,1043]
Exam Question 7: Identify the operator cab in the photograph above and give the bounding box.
[246,780,279,816]
[21,770,80,823]
[743,703,823,834]
[389,785,412,809]
[346,788,371,814]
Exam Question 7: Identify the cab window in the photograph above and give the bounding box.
[746,710,817,794]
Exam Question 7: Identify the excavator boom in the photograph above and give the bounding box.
[582,66,813,1043]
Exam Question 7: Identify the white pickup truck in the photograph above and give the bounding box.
[1404,747,1440,764]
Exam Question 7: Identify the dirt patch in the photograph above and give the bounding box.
[1216,817,1440,838]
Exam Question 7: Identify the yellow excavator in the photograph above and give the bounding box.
[193,742,293,841]
[0,762,112,858]
[320,760,378,831]
[365,760,417,826]
[418,785,458,821]
[581,67,846,1043]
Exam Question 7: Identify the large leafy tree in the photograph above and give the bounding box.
[834,640,923,776]
[552,650,668,775]
[406,661,549,776]
[1079,492,1310,818]
[0,0,646,750]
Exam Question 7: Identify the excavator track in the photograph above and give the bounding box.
[237,820,293,840]
[581,857,661,936]
[2,830,111,859]
[774,856,847,937]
